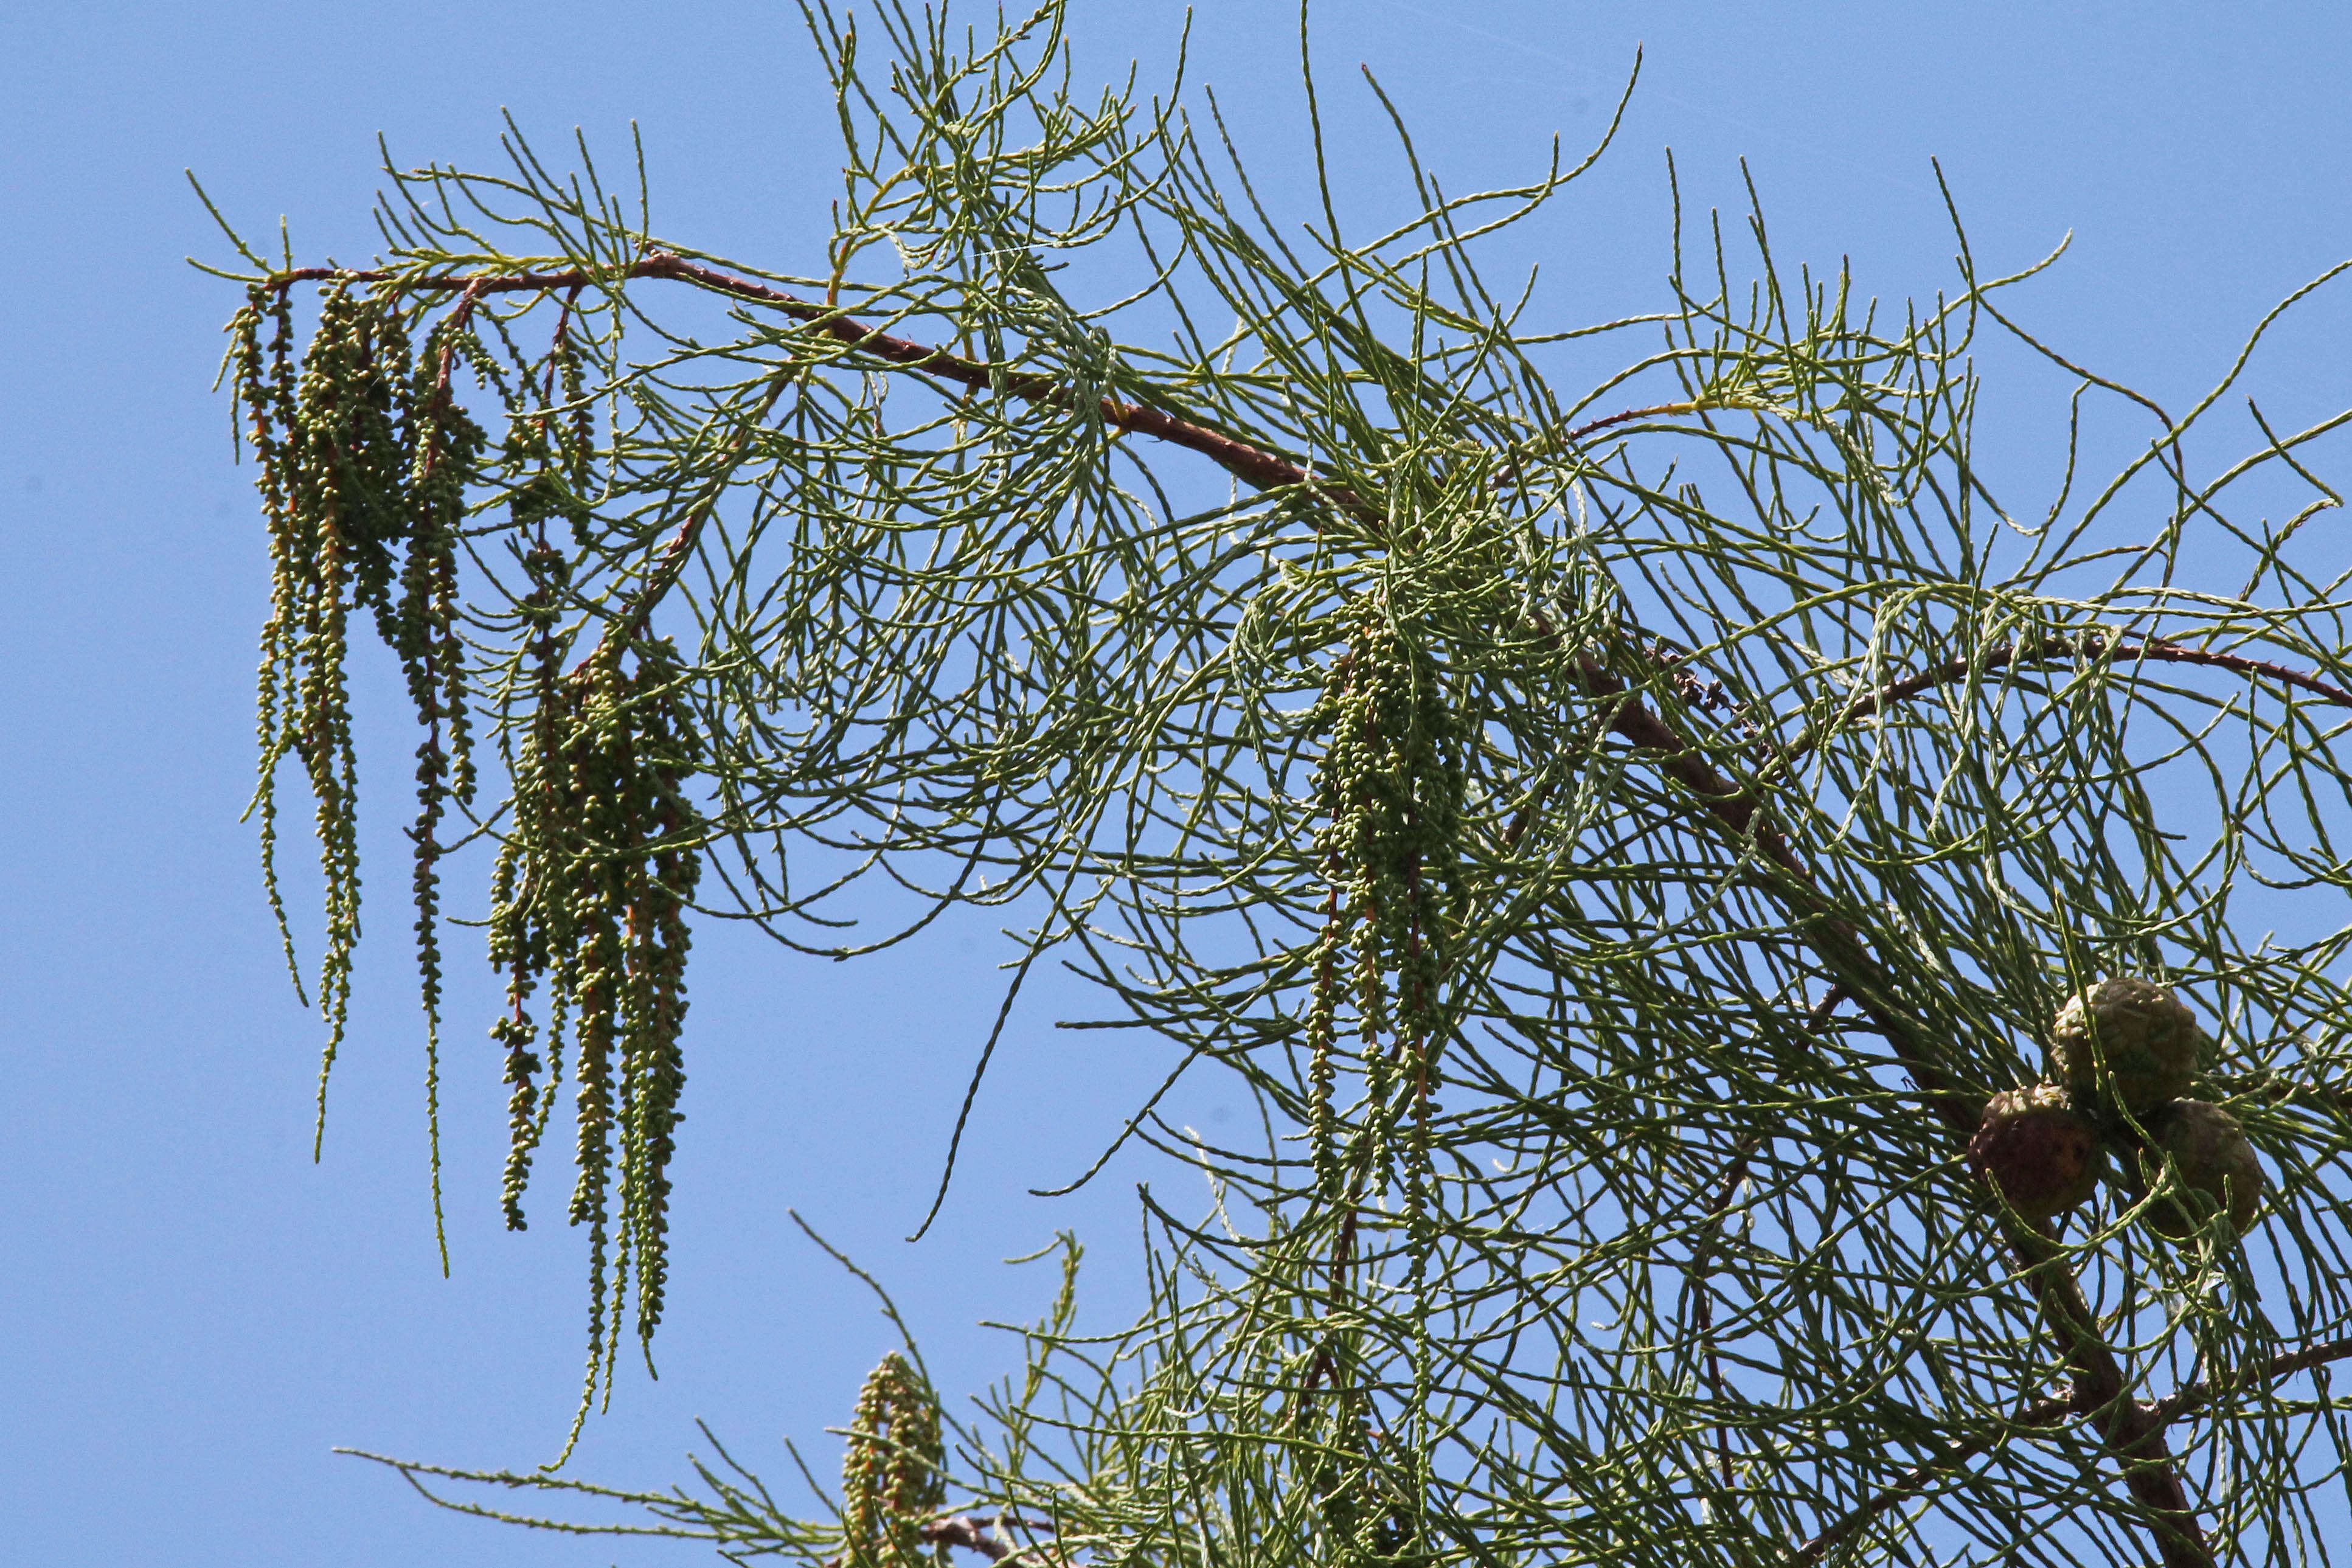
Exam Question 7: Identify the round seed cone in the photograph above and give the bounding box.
[1968,1084,2101,1222]
[2132,1098,2265,1240]
[2048,976,2204,1115]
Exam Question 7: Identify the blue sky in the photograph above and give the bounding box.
[4,2,2349,1563]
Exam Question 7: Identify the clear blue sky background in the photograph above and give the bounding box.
[4,2,2349,1563]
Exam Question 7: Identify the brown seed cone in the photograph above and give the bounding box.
[1968,1084,2101,1222]
[2132,1098,2266,1240]
[2048,975,2205,1115]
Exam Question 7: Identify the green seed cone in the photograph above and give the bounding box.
[1968,1084,2101,1222]
[2132,1099,2265,1240]
[2047,976,2204,1115]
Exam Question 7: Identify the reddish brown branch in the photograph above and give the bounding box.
[819,1514,1053,1568]
[543,280,585,401]
[919,1514,1015,1562]
[276,254,1376,659]
[272,254,1369,518]
[1549,644,1988,1133]
[1488,401,1704,496]
[2008,1227,2207,1565]
[432,279,487,404]
[416,278,485,487]
[1559,402,1703,445]
[2155,1331,2352,1426]
[1516,639,2212,1561]
[1790,1393,2076,1567]
[1787,633,2352,765]
[1561,628,2341,1567]
[598,369,794,660]
[1794,1331,2352,1565]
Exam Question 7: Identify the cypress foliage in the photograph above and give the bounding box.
[205,4,2352,1562]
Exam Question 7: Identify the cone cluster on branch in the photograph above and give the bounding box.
[1966,976,2265,1239]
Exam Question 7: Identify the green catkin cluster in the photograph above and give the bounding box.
[487,638,702,1431]
[841,1352,946,1568]
[1305,604,1465,1199]
[228,282,484,1176]
[229,276,706,1440]
[1300,602,1464,1568]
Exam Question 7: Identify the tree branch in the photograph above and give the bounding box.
[274,251,2237,1567]
[1785,632,2352,766]
[918,1514,1017,1562]
[2156,1331,2352,1426]
[1789,1393,2076,1567]
[598,367,794,660]
[1792,1331,2352,1565]
[269,253,1372,518]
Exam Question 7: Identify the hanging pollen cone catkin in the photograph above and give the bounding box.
[2132,1098,2266,1239]
[2047,975,2205,1115]
[1968,1084,2101,1221]
[842,1351,946,1568]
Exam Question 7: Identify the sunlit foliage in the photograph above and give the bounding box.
[204,1,2352,1561]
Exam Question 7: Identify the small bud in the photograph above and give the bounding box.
[2132,1099,2265,1240]
[2048,976,2204,1115]
[1968,1084,2101,1221]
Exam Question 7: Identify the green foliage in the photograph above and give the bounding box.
[203,1,2352,1562]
